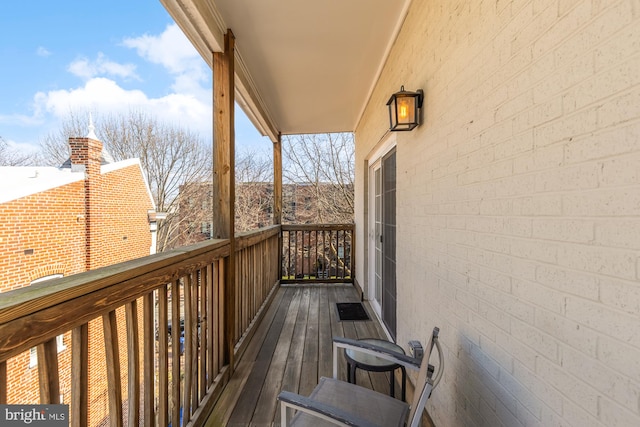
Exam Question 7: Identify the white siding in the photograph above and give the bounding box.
[355,0,640,426]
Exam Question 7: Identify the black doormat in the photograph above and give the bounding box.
[336,302,370,321]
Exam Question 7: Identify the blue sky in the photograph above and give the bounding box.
[0,0,270,156]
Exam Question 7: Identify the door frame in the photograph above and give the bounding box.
[367,134,396,337]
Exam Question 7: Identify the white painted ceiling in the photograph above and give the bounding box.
[161,0,411,141]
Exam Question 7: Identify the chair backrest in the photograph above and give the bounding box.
[407,327,443,427]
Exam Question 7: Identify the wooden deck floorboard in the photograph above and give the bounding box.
[206,284,396,427]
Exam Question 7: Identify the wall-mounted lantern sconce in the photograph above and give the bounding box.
[387,86,424,131]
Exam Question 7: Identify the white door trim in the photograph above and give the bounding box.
[366,134,396,321]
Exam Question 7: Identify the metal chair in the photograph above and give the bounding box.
[278,327,443,427]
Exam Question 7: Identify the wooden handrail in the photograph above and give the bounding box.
[281,223,354,231]
[0,239,230,324]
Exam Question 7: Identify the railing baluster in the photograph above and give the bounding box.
[351,227,355,279]
[335,229,339,278]
[342,229,346,278]
[306,230,310,278]
[71,324,88,427]
[0,361,6,404]
[191,271,199,411]
[183,274,193,425]
[125,300,140,426]
[217,261,225,370]
[171,280,181,426]
[102,310,123,427]
[158,285,169,427]
[199,268,207,400]
[314,230,318,278]
[206,264,215,387]
[287,230,291,279]
[143,292,155,426]
[322,230,327,278]
[337,229,341,278]
[37,338,59,404]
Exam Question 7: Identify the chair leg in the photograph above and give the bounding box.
[390,371,395,397]
[281,401,287,426]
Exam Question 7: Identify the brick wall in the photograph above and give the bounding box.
[356,0,640,426]
[0,138,154,425]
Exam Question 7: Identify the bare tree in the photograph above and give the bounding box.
[235,149,273,232]
[40,110,88,166]
[281,133,355,278]
[39,110,211,251]
[282,133,354,223]
[101,111,211,251]
[175,181,213,247]
[0,136,38,166]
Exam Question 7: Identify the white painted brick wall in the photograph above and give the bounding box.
[354,0,640,425]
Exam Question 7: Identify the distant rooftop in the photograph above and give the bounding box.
[0,158,142,205]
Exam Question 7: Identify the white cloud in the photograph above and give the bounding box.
[10,24,216,148]
[123,24,201,74]
[68,52,139,81]
[123,24,208,99]
[36,46,52,57]
[33,77,212,137]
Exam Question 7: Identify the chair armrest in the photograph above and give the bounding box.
[332,337,421,379]
[278,390,380,427]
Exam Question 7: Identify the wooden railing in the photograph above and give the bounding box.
[0,225,280,427]
[233,226,280,354]
[280,224,354,284]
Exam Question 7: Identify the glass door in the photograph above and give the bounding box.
[369,161,383,315]
[368,148,397,339]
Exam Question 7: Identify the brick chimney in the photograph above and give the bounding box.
[68,137,103,175]
[68,132,103,271]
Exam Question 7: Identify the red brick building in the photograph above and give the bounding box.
[0,135,157,424]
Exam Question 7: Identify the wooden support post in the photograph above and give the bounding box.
[273,134,282,225]
[274,134,283,280]
[213,30,236,371]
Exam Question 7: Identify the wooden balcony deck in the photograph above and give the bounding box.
[0,224,383,427]
[206,284,394,427]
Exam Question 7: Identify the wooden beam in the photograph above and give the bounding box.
[213,30,236,371]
